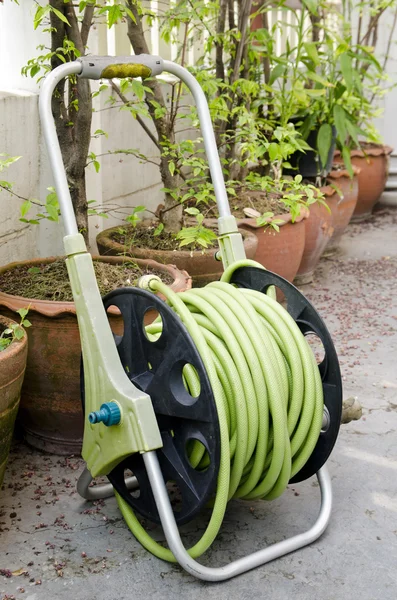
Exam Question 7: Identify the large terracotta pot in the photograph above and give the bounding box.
[0,316,28,487]
[334,144,393,222]
[325,165,360,254]
[0,255,191,455]
[295,187,337,285]
[96,223,258,287]
[238,209,308,283]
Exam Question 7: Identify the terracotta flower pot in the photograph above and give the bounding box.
[96,223,258,287]
[0,316,28,486]
[334,144,393,222]
[238,209,308,283]
[295,187,337,285]
[0,256,191,455]
[325,165,360,254]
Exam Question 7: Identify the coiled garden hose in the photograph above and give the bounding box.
[115,261,324,563]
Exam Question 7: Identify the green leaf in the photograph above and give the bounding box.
[306,71,333,87]
[50,7,71,27]
[317,123,333,169]
[302,0,318,14]
[22,319,32,328]
[46,203,59,222]
[33,5,47,29]
[304,42,320,65]
[20,200,32,218]
[169,161,175,176]
[345,120,360,147]
[340,53,353,92]
[93,129,108,138]
[342,146,354,178]
[28,267,41,275]
[130,79,145,102]
[333,105,348,145]
[269,64,285,86]
[334,82,347,101]
[16,308,28,319]
[14,327,24,340]
[268,143,279,162]
[185,207,200,216]
[153,223,164,236]
[124,7,136,23]
[108,4,122,28]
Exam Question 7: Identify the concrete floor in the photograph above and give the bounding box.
[1,201,397,600]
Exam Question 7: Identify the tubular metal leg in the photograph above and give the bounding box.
[77,467,138,501]
[142,451,332,582]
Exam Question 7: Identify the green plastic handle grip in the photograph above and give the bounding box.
[101,63,152,79]
[78,55,163,80]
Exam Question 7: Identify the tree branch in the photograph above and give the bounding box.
[81,2,95,47]
[109,81,160,149]
[215,0,228,82]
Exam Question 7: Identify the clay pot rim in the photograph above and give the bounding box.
[0,314,28,361]
[319,185,340,199]
[334,143,394,159]
[96,222,257,258]
[328,164,361,179]
[0,255,191,317]
[236,206,309,229]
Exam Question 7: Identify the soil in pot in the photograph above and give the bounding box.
[96,221,258,287]
[0,316,28,486]
[334,143,393,222]
[0,258,173,301]
[295,187,337,285]
[324,164,360,254]
[0,256,190,455]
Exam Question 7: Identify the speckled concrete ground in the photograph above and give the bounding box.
[1,200,397,600]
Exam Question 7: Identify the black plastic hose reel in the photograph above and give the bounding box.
[81,268,342,523]
[229,266,343,483]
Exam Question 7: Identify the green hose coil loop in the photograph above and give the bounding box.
[115,265,324,562]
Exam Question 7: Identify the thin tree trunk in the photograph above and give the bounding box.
[49,0,92,241]
[126,0,183,233]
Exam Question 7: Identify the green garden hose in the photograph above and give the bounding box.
[115,260,324,563]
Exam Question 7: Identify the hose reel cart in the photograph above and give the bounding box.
[39,55,343,582]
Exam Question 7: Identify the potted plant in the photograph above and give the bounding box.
[252,2,338,179]
[0,256,190,455]
[97,207,258,287]
[234,173,310,283]
[324,162,360,254]
[0,310,29,487]
[330,0,397,219]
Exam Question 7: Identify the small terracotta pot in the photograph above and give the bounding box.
[295,187,337,285]
[96,222,258,287]
[334,144,393,222]
[0,316,28,486]
[325,165,360,254]
[0,256,191,455]
[238,209,308,283]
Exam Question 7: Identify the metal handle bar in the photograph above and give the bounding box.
[39,55,234,240]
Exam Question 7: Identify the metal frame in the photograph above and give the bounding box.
[39,55,333,581]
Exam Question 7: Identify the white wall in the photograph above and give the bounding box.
[374,12,397,178]
[0,1,47,93]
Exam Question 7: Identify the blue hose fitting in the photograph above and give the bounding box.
[88,402,121,426]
